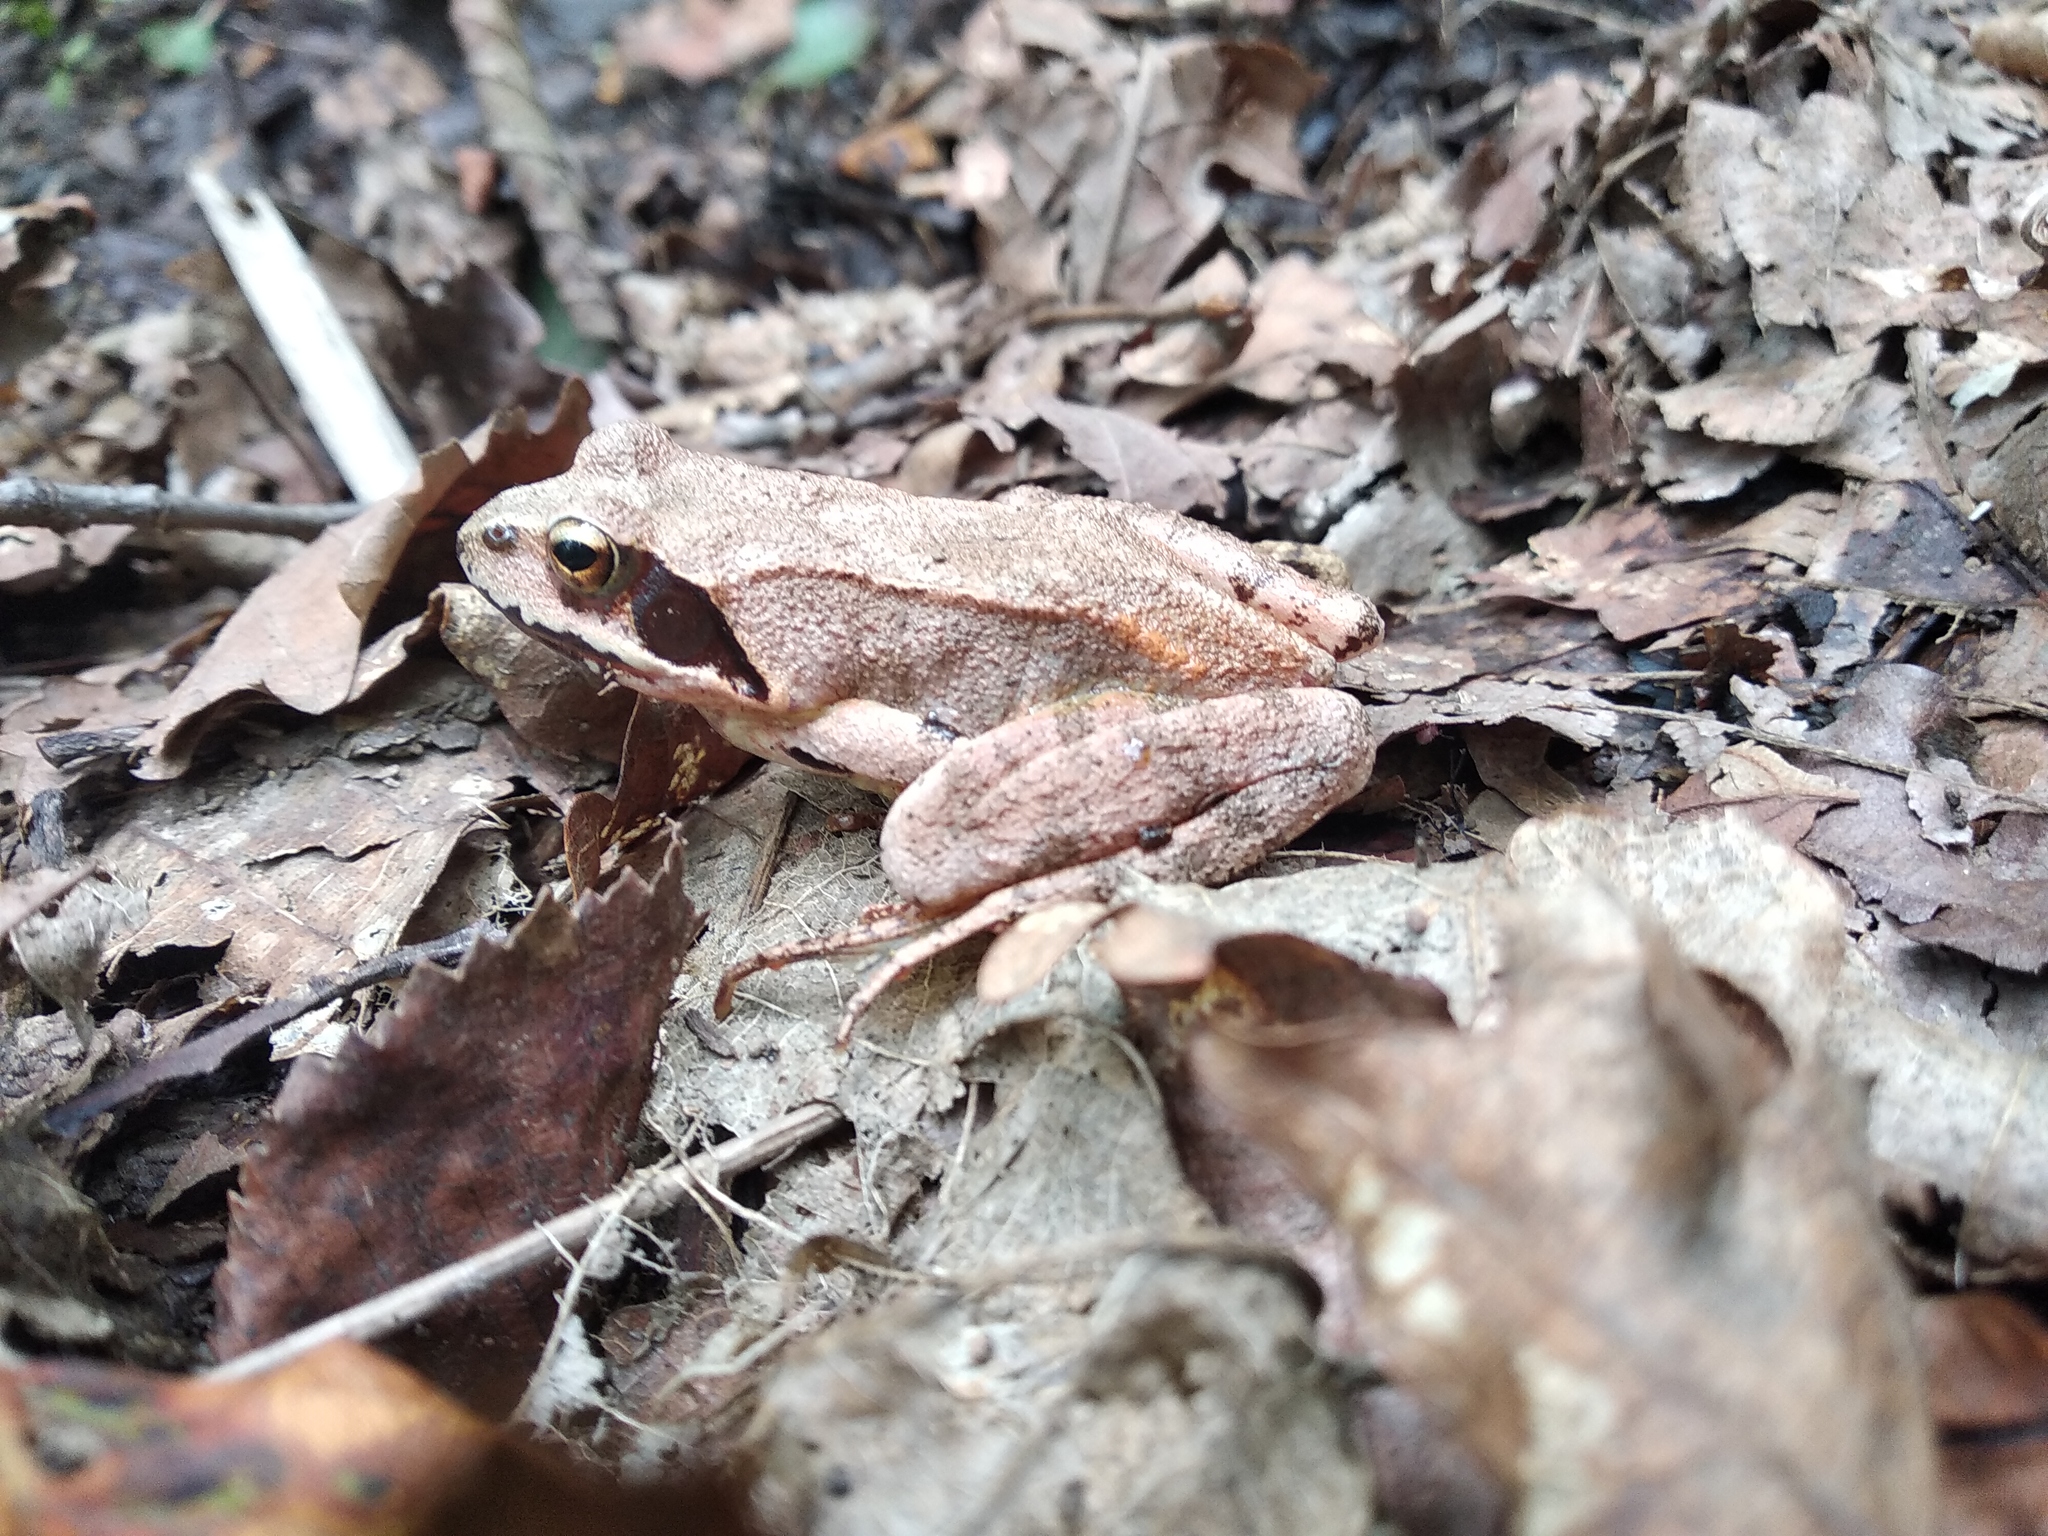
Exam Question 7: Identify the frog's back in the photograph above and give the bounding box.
[667,455,1333,730]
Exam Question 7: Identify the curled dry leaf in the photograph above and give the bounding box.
[974,898,1109,1002]
[1656,333,1880,448]
[1663,740,1860,847]
[1797,665,2048,972]
[213,835,699,1411]
[1172,879,1934,1535]
[0,194,95,304]
[561,695,750,890]
[1505,811,2048,1278]
[133,379,592,781]
[0,1339,758,1535]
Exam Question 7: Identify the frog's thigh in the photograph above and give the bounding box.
[879,688,1374,908]
[762,699,955,788]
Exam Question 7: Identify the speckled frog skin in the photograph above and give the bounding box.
[458,419,1381,920]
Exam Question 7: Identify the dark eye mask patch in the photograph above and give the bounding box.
[629,562,769,701]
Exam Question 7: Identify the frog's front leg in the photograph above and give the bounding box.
[718,697,958,792]
[879,686,1377,910]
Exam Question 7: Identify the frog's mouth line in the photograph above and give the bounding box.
[494,602,762,706]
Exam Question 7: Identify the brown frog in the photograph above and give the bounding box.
[458,421,1380,1036]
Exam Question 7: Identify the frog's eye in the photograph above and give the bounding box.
[547,518,618,594]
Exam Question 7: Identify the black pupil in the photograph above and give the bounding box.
[553,537,602,573]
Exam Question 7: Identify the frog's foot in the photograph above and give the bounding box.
[713,904,940,1019]
[827,873,1114,1045]
[714,868,1120,1045]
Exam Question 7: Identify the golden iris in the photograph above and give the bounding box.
[547,518,618,593]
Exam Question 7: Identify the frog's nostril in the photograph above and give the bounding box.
[482,522,518,550]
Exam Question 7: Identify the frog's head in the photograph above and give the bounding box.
[458,420,768,704]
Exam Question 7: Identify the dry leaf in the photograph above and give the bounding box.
[1918,1291,2048,1536]
[615,0,796,84]
[134,381,593,780]
[213,837,699,1410]
[1225,253,1403,402]
[1674,94,1987,347]
[1656,332,1880,447]
[1033,396,1234,511]
[1175,882,1934,1535]
[1973,13,2048,86]
[1470,74,1590,261]
[0,1339,758,1534]
[1479,504,1766,643]
[0,194,94,306]
[1798,666,2048,971]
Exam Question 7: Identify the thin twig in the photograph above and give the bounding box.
[206,1102,844,1381]
[1025,300,1234,331]
[656,1303,821,1393]
[1589,700,2048,815]
[740,791,798,919]
[516,1185,639,1426]
[450,0,620,344]
[1073,43,1162,306]
[43,922,498,1137]
[1514,669,1704,688]
[1953,690,2048,722]
[0,478,359,538]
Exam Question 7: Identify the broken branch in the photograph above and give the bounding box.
[43,921,499,1138]
[0,477,360,538]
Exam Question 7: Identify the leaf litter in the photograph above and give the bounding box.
[12,0,2048,1528]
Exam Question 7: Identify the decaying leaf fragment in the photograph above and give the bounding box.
[749,1247,1371,1536]
[0,1338,757,1535]
[1140,880,1935,1534]
[213,835,700,1409]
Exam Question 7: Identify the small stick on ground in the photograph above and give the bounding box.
[186,166,419,502]
[1072,42,1162,306]
[43,921,498,1137]
[450,0,621,345]
[207,1102,845,1381]
[0,479,359,538]
[740,791,799,919]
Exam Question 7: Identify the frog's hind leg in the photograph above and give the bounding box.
[879,687,1375,911]
[714,867,1123,1046]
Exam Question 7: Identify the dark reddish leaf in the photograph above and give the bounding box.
[564,696,750,891]
[213,835,700,1410]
